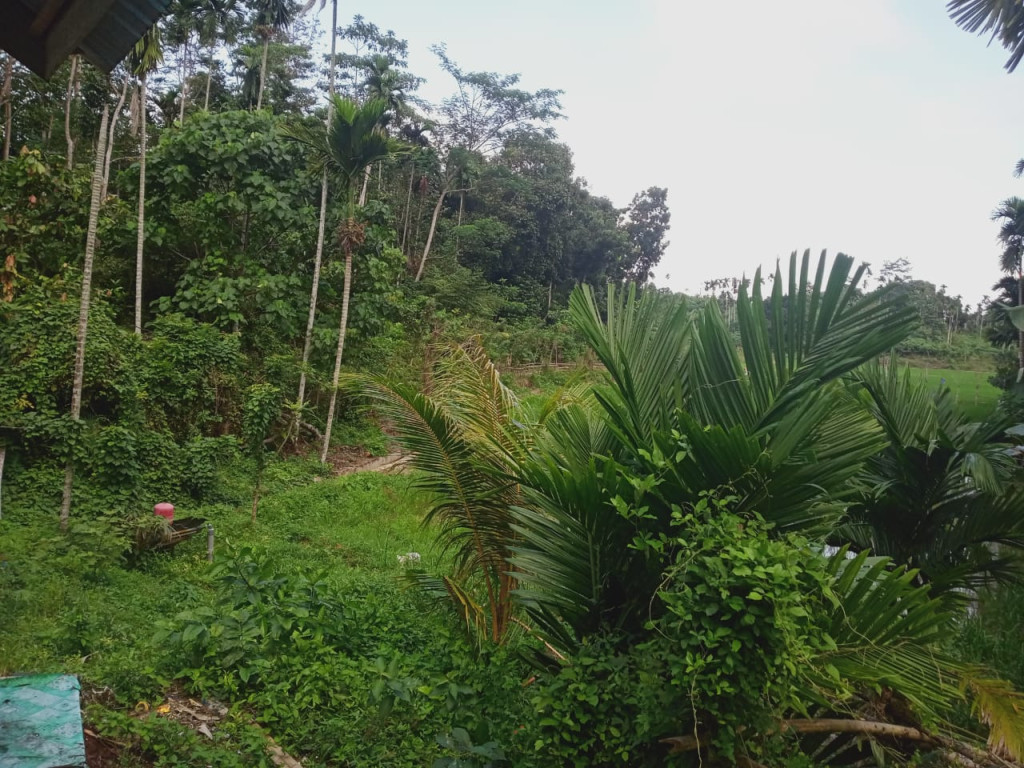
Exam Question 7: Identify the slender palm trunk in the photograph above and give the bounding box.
[64,55,79,169]
[100,78,129,201]
[135,74,148,336]
[204,54,213,111]
[358,163,371,205]
[60,106,109,530]
[257,36,270,111]
[0,444,6,520]
[454,191,464,259]
[411,189,425,265]
[400,165,414,253]
[178,37,189,123]
[294,166,328,441]
[293,0,337,444]
[321,243,352,463]
[2,55,12,161]
[415,186,447,281]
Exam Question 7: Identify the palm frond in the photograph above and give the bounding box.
[839,359,1024,591]
[821,548,963,721]
[702,250,916,433]
[968,676,1024,760]
[569,283,691,449]
[948,0,1024,72]
[405,571,489,642]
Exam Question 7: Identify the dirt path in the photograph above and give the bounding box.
[323,446,410,477]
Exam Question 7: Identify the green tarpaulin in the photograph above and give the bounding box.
[0,675,86,768]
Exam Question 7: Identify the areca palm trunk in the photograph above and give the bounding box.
[204,52,214,111]
[2,54,12,161]
[135,73,148,336]
[320,240,353,463]
[100,77,129,201]
[0,443,5,520]
[60,106,109,530]
[294,0,338,443]
[415,185,448,281]
[257,35,270,110]
[358,163,371,206]
[64,55,78,169]
[400,164,414,254]
[178,36,189,123]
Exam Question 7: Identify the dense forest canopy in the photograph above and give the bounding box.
[2,4,1024,768]
[0,2,672,504]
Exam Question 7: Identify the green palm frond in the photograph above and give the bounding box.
[428,340,525,461]
[817,548,1024,759]
[689,250,918,433]
[284,96,406,208]
[837,359,1024,591]
[356,378,518,578]
[511,255,918,647]
[569,283,690,449]
[992,196,1024,275]
[348,345,574,644]
[128,25,164,76]
[520,368,600,428]
[511,451,649,646]
[821,549,963,720]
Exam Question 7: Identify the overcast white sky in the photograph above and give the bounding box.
[310,1,1024,305]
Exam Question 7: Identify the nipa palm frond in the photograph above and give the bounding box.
[568,283,691,450]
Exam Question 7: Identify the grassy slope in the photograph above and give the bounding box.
[0,469,437,677]
[0,466,531,767]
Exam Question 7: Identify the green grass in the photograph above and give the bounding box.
[907,366,1001,421]
[0,467,535,767]
[0,470,437,680]
[505,363,1005,423]
[507,366,606,415]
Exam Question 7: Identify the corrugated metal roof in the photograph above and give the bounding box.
[0,0,171,78]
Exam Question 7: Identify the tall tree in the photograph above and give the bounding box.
[357,54,406,205]
[99,72,131,201]
[60,106,109,530]
[63,55,79,168]
[254,0,293,111]
[164,0,198,123]
[992,196,1024,379]
[413,46,563,281]
[197,0,241,111]
[293,0,339,442]
[287,96,400,462]
[129,27,164,336]
[620,186,670,283]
